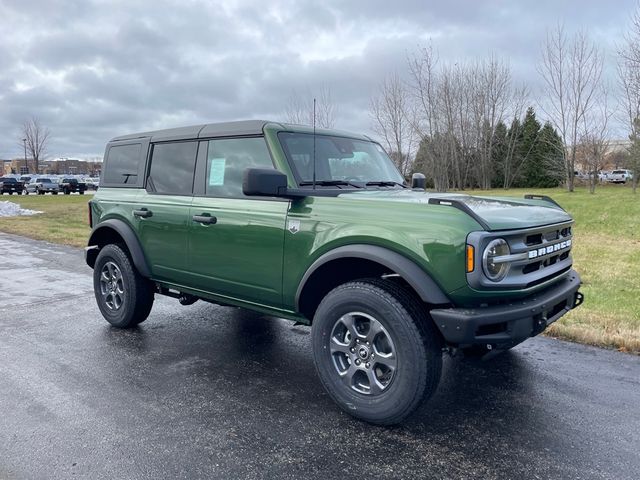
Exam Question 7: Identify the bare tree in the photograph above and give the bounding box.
[538,25,604,192]
[618,7,640,193]
[20,117,51,175]
[407,46,459,191]
[579,86,611,194]
[284,86,336,128]
[408,45,527,191]
[370,73,417,176]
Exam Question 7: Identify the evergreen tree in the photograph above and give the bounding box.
[531,122,565,187]
[516,108,543,187]
[491,121,508,188]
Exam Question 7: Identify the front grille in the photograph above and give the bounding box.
[467,221,574,290]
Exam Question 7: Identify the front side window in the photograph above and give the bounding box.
[148,141,198,195]
[205,137,273,197]
[278,133,404,187]
[103,144,142,185]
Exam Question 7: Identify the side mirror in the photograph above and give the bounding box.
[411,173,426,190]
[243,168,288,196]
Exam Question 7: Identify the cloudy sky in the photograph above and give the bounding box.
[0,0,636,160]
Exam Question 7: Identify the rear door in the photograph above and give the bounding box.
[186,136,288,307]
[135,140,198,285]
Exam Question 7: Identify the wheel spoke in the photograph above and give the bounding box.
[366,369,383,396]
[374,352,397,370]
[339,363,358,388]
[100,271,110,283]
[366,320,384,343]
[107,263,115,280]
[339,314,359,338]
[114,293,123,309]
[330,336,351,355]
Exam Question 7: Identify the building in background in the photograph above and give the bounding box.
[3,157,101,176]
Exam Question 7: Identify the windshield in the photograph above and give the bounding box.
[278,132,404,187]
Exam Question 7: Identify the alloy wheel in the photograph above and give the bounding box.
[329,312,397,395]
[99,261,125,311]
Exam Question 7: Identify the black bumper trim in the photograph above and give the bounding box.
[431,270,582,348]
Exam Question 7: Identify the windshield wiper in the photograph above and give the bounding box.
[299,180,363,189]
[365,181,407,188]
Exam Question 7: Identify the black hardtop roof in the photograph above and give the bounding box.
[109,120,372,143]
[110,120,272,143]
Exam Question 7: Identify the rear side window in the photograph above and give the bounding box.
[205,137,273,197]
[103,144,142,185]
[147,141,198,195]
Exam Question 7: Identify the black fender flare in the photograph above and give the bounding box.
[86,219,151,278]
[295,244,451,309]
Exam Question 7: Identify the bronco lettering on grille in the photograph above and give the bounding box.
[527,239,572,259]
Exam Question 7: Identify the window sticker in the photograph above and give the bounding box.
[209,157,226,186]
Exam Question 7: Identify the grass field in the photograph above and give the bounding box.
[1,186,638,354]
[0,194,90,247]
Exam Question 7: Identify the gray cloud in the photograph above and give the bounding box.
[0,0,635,159]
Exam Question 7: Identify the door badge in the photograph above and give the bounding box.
[288,219,300,234]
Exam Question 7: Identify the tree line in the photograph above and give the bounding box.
[286,10,640,194]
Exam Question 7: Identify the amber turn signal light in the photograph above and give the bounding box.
[466,245,475,273]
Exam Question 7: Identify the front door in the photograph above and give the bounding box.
[186,137,288,308]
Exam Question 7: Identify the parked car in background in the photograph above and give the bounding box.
[83,177,99,190]
[24,177,60,195]
[59,177,87,194]
[0,177,24,195]
[607,169,633,184]
[598,171,610,182]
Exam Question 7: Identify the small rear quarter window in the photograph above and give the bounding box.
[103,144,143,186]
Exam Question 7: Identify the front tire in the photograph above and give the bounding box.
[93,244,154,328]
[311,279,442,425]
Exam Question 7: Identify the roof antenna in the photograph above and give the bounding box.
[312,97,317,190]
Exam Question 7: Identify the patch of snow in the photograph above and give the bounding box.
[0,201,42,217]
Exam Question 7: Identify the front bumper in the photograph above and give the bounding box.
[431,270,583,349]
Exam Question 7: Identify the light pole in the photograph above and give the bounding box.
[22,138,27,174]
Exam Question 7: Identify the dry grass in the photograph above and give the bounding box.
[0,194,90,248]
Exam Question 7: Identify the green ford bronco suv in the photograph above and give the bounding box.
[86,120,583,424]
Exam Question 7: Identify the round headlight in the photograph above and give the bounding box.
[483,238,510,282]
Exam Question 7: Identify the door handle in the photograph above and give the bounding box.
[192,213,217,225]
[133,208,153,218]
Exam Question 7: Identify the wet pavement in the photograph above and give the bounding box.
[0,231,638,479]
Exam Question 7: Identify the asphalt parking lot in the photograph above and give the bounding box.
[0,232,638,480]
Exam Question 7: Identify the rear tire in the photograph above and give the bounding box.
[93,244,154,328]
[311,278,442,425]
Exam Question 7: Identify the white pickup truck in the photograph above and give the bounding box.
[607,169,633,184]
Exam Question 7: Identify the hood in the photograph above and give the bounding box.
[338,189,572,231]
